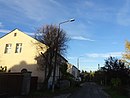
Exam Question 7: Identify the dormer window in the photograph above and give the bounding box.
[14,33,17,37]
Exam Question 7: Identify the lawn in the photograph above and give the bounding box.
[104,86,129,98]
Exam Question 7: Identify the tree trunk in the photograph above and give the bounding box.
[42,66,53,90]
[52,50,57,92]
[41,50,54,90]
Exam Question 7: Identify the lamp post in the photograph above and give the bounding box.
[59,18,75,29]
[77,57,80,69]
[77,56,81,70]
[52,18,75,92]
[77,56,85,70]
[58,18,75,79]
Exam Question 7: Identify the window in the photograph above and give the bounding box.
[72,71,75,76]
[15,43,22,53]
[14,33,17,37]
[4,44,12,53]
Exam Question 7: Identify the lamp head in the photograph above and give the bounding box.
[69,18,75,22]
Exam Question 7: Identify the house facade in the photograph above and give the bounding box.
[67,63,79,79]
[48,54,68,87]
[0,29,48,82]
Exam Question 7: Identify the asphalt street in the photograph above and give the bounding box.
[68,82,110,98]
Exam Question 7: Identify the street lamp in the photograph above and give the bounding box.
[77,57,80,69]
[58,18,75,77]
[77,56,85,70]
[59,18,75,29]
[77,56,82,69]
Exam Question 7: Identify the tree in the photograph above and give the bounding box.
[35,24,69,91]
[123,40,130,66]
[102,56,129,86]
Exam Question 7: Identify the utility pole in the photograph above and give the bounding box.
[98,64,100,70]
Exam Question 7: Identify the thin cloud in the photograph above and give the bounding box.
[0,29,34,36]
[0,29,10,33]
[117,0,130,26]
[0,0,49,21]
[85,52,123,58]
[84,1,95,8]
[67,56,77,60]
[0,0,67,22]
[49,0,61,7]
[79,0,119,25]
[24,32,35,36]
[0,22,3,28]
[80,58,101,63]
[71,36,95,41]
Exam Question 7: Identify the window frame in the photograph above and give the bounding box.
[15,43,22,53]
[4,43,12,54]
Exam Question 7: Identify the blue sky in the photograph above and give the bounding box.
[0,0,130,71]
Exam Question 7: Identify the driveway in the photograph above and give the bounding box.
[68,82,110,98]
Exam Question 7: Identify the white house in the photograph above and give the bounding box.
[67,63,79,79]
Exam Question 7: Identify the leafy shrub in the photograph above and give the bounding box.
[111,78,121,88]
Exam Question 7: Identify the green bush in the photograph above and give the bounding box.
[111,78,121,88]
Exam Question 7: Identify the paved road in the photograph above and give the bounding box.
[68,82,110,98]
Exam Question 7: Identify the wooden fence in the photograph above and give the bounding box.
[0,72,38,97]
[0,73,23,96]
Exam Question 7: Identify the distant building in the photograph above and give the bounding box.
[48,53,68,87]
[67,63,79,79]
